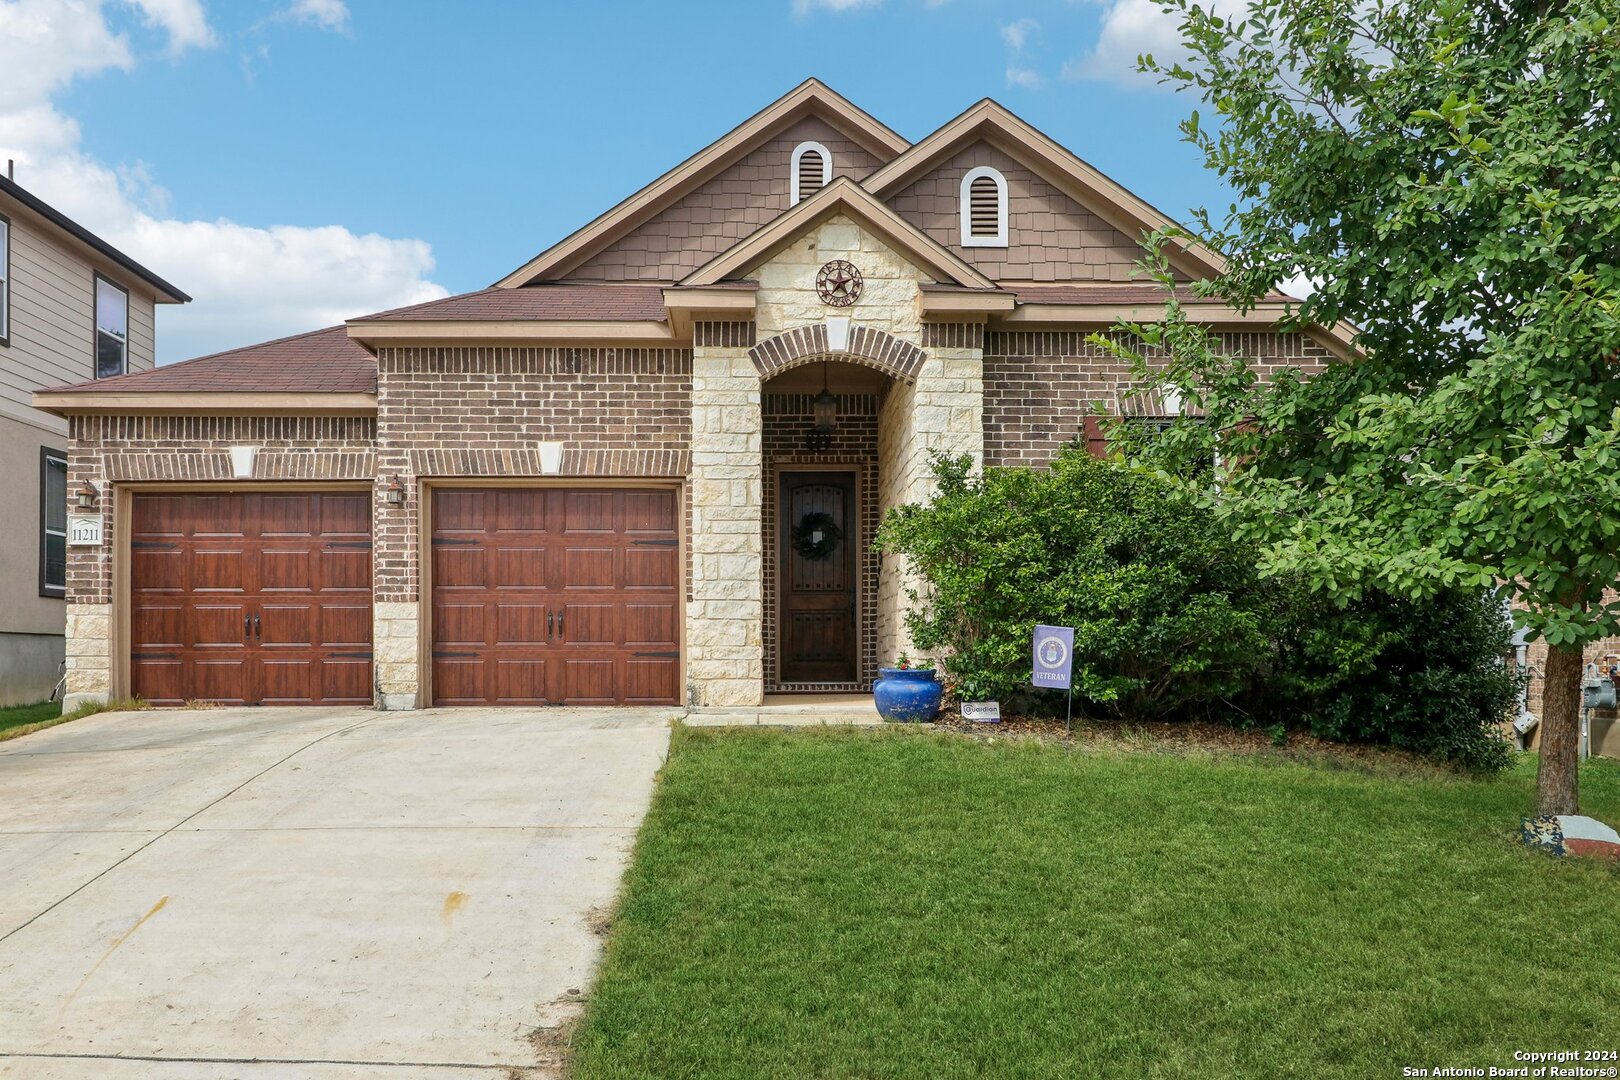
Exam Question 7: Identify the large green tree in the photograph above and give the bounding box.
[1111,0,1620,812]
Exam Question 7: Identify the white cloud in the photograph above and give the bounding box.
[1064,0,1244,87]
[275,0,349,33]
[1000,17,1037,51]
[0,0,447,363]
[1005,66,1041,88]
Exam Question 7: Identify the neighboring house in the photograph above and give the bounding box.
[35,80,1348,713]
[0,174,188,706]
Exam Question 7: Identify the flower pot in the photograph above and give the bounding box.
[872,668,943,723]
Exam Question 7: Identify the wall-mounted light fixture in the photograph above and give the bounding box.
[75,480,98,510]
[383,475,406,506]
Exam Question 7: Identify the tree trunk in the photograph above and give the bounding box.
[1537,643,1583,816]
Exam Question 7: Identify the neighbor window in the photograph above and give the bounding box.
[40,450,66,597]
[960,166,1008,248]
[0,213,10,345]
[791,141,831,206]
[94,274,128,378]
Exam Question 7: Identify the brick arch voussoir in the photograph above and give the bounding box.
[748,322,926,384]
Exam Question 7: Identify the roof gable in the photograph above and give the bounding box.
[680,177,995,290]
[866,99,1227,281]
[495,79,909,288]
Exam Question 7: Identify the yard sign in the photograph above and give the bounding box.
[1033,624,1077,733]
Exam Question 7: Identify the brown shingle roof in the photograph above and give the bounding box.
[1014,284,1297,305]
[355,284,669,322]
[43,326,376,394]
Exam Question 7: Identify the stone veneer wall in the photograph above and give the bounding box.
[752,215,926,342]
[761,391,881,692]
[983,330,1335,467]
[373,345,693,708]
[61,414,377,710]
[687,322,764,706]
[876,324,987,668]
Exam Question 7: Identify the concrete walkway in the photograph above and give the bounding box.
[0,706,673,1078]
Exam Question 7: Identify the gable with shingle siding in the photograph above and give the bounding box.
[887,141,1162,283]
[564,116,887,282]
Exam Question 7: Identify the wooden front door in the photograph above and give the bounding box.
[430,487,681,706]
[778,471,858,684]
[129,492,373,706]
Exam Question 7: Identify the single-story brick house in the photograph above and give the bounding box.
[35,80,1350,712]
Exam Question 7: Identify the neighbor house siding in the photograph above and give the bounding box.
[887,141,1157,283]
[566,117,887,282]
[982,330,1335,467]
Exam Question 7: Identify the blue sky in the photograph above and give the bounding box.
[1,0,1228,362]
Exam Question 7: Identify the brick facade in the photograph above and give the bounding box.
[983,330,1335,467]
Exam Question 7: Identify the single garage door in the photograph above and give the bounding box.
[430,487,680,706]
[129,492,373,706]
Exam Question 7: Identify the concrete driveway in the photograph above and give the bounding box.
[0,705,673,1078]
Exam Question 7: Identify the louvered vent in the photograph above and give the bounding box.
[969,175,1001,237]
[797,150,826,203]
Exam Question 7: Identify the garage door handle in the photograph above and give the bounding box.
[556,611,564,639]
[245,613,252,640]
[547,608,554,635]
[253,612,261,641]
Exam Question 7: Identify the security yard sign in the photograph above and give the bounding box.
[1032,625,1074,690]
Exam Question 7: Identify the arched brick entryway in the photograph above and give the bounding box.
[748,322,926,383]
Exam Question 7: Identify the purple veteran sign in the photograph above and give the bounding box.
[1032,625,1074,690]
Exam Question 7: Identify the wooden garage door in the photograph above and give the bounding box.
[431,488,680,706]
[129,492,373,706]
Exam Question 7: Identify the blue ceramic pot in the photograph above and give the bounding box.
[873,668,943,723]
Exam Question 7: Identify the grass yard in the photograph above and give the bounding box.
[572,727,1620,1079]
[0,700,65,742]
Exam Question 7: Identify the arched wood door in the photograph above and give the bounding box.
[778,471,857,684]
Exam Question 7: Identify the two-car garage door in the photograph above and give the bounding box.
[127,487,681,708]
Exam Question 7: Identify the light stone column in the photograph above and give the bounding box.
[686,345,765,707]
[62,603,112,712]
[373,602,420,710]
[876,343,985,666]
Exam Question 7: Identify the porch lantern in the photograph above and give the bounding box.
[75,480,98,510]
[383,475,406,506]
[806,362,838,451]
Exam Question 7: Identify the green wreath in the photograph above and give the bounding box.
[791,511,843,561]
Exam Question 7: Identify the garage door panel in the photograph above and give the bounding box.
[622,489,677,533]
[131,547,184,592]
[623,547,677,589]
[319,604,373,649]
[257,494,312,536]
[259,549,312,592]
[433,490,489,533]
[553,658,616,705]
[495,547,548,588]
[560,603,616,646]
[129,492,372,707]
[558,491,616,534]
[434,603,489,647]
[432,657,488,705]
[623,603,678,648]
[495,659,550,704]
[494,490,548,533]
[560,546,615,588]
[623,658,679,704]
[432,546,486,589]
[190,548,251,592]
[495,604,550,645]
[319,548,372,592]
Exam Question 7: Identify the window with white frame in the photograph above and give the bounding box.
[790,142,831,206]
[0,213,10,345]
[960,166,1008,248]
[94,274,127,379]
[40,449,66,597]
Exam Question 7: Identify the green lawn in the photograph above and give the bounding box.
[0,700,64,741]
[572,727,1620,1079]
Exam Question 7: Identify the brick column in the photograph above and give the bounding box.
[876,325,985,665]
[373,352,421,710]
[687,323,764,707]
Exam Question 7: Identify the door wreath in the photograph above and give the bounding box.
[791,511,843,561]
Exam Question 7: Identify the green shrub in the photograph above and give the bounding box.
[876,448,1518,771]
[1269,587,1520,772]
[874,447,1274,718]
